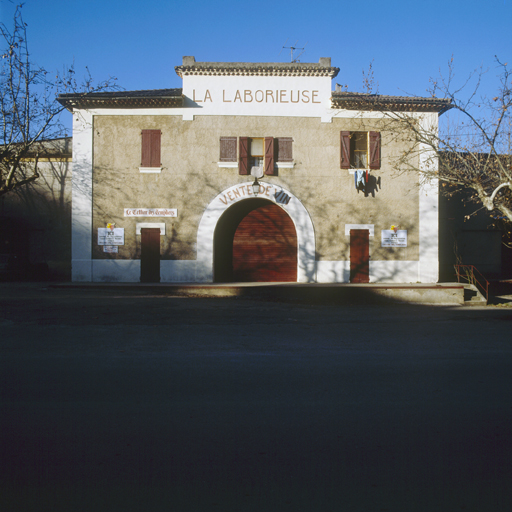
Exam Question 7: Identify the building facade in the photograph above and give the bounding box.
[59,57,450,283]
[0,138,72,279]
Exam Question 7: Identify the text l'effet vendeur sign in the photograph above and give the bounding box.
[124,208,177,217]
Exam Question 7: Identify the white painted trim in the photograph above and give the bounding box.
[71,111,93,282]
[136,223,166,235]
[370,260,420,283]
[418,112,439,283]
[315,260,421,283]
[217,162,238,168]
[315,261,349,283]
[161,260,198,282]
[345,224,374,236]
[217,161,294,169]
[182,74,333,119]
[196,181,316,283]
[85,107,334,121]
[87,258,422,284]
[92,260,140,282]
[91,260,209,283]
[82,107,427,122]
[139,167,162,173]
[79,107,427,123]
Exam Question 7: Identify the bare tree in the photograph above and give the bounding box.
[387,57,512,223]
[361,59,379,95]
[0,3,118,197]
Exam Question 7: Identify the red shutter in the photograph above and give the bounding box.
[239,137,249,175]
[369,131,381,169]
[220,137,237,162]
[141,129,161,167]
[276,137,293,162]
[340,131,350,169]
[264,137,275,175]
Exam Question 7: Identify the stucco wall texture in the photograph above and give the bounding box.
[92,114,420,263]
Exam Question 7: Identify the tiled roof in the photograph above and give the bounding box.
[57,86,452,115]
[175,56,339,78]
[331,91,452,113]
[57,88,183,110]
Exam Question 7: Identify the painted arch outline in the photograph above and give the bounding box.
[196,181,316,282]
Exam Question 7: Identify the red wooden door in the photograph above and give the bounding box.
[232,203,297,282]
[350,229,369,283]
[140,228,161,283]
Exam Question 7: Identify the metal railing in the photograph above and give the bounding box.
[454,264,489,301]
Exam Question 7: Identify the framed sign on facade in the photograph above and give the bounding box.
[381,230,408,247]
[98,228,125,246]
[124,208,177,217]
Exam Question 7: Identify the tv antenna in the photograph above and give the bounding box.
[280,40,308,63]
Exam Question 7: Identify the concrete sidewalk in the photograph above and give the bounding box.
[51,281,466,305]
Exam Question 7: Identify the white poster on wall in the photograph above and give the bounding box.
[381,230,408,247]
[98,228,124,245]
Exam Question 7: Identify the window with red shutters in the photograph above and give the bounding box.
[141,129,161,168]
[340,131,381,170]
[234,136,293,175]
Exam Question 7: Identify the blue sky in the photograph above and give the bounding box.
[1,0,511,105]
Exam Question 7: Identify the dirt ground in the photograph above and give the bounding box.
[1,283,511,511]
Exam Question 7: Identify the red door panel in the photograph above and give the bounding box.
[350,229,369,283]
[140,228,161,283]
[233,203,297,282]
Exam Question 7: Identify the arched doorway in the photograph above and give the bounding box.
[214,198,297,282]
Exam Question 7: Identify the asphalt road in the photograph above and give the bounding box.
[1,283,511,512]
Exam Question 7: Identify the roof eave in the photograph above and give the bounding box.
[57,95,184,111]
[330,94,453,114]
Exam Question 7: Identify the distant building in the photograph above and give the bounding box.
[58,56,450,284]
[0,138,72,279]
[439,184,512,281]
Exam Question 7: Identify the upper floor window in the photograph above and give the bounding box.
[140,129,162,173]
[248,137,265,169]
[351,132,368,168]
[239,137,274,175]
[219,136,237,163]
[219,136,293,175]
[340,131,381,170]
